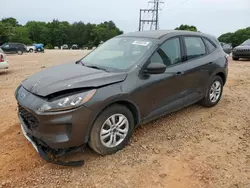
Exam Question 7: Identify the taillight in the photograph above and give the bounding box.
[0,54,4,62]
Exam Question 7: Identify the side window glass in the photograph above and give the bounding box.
[150,51,164,65]
[150,38,181,67]
[184,37,206,60]
[204,38,216,53]
[160,38,181,66]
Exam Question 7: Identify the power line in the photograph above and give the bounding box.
[138,0,164,31]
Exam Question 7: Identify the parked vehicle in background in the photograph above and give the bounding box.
[232,39,250,60]
[0,42,27,55]
[220,42,232,54]
[0,48,9,69]
[71,44,78,50]
[34,44,44,53]
[27,45,35,53]
[61,44,69,49]
[15,30,228,165]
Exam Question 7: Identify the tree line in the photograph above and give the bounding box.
[174,24,250,47]
[218,27,250,47]
[0,17,123,49]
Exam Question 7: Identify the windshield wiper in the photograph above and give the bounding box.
[75,60,84,65]
[84,65,108,72]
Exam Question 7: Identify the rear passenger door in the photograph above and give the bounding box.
[182,36,215,105]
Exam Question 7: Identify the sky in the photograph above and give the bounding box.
[1,0,250,37]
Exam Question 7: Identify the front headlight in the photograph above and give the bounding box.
[38,89,96,112]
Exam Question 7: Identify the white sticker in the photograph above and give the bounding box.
[132,41,150,46]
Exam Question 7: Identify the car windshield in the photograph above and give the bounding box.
[241,39,250,46]
[80,37,154,70]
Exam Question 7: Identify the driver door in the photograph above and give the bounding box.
[133,37,189,122]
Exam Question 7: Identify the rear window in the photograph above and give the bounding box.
[203,38,216,53]
[184,37,206,60]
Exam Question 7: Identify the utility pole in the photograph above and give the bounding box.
[138,0,164,31]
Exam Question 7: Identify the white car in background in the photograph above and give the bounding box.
[0,48,9,69]
[27,45,35,53]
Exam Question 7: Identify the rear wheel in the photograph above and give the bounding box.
[17,50,23,55]
[29,49,33,53]
[200,76,223,107]
[89,105,134,155]
[232,56,239,61]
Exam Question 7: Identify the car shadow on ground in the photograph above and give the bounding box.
[0,69,11,75]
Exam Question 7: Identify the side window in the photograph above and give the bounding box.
[150,37,181,66]
[9,44,16,48]
[203,38,216,53]
[184,37,206,60]
[150,51,164,65]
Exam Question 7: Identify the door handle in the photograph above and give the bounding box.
[176,71,184,76]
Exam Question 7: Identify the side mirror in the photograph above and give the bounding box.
[144,63,167,74]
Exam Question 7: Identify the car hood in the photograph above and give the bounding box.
[21,63,127,97]
[234,45,250,50]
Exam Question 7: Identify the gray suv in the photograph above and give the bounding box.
[15,30,228,166]
[232,39,250,60]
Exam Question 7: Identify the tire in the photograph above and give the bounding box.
[37,48,41,52]
[29,49,33,53]
[17,50,23,55]
[232,56,239,61]
[200,76,223,108]
[89,104,134,155]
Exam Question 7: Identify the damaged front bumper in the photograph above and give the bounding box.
[20,123,84,166]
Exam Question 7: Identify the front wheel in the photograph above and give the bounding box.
[29,49,33,53]
[200,76,223,107]
[89,105,134,155]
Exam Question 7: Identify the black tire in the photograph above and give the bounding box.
[200,76,223,108]
[89,104,134,155]
[232,56,239,61]
[29,49,33,53]
[17,50,23,55]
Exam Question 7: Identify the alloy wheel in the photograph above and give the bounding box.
[209,81,221,103]
[100,114,129,148]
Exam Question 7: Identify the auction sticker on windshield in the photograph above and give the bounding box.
[132,41,151,46]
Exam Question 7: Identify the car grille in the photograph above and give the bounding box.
[18,104,39,130]
[236,49,250,52]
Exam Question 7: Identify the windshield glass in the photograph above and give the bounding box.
[242,39,250,46]
[81,37,154,70]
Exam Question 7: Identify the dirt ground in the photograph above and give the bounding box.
[0,50,249,188]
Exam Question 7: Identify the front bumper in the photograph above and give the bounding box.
[20,122,85,166]
[232,51,250,58]
[16,87,95,150]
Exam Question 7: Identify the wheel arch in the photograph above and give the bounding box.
[215,72,226,85]
[85,99,141,143]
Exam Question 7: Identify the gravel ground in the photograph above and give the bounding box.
[0,50,249,188]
